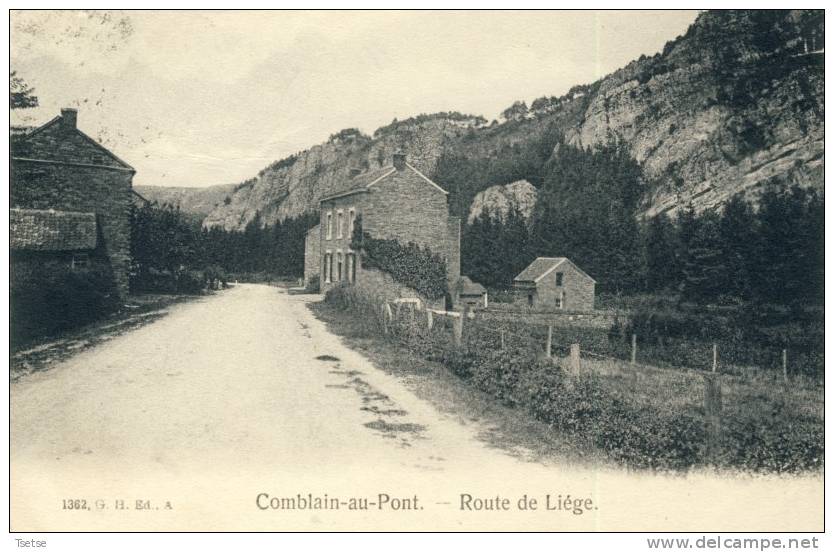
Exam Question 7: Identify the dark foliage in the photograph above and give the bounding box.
[129,201,318,293]
[350,215,448,300]
[11,264,120,344]
[10,71,38,109]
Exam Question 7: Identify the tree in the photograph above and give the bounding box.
[10,71,38,109]
[642,212,679,292]
[751,184,823,306]
[679,210,727,304]
[718,194,756,299]
[501,100,528,122]
[530,139,643,294]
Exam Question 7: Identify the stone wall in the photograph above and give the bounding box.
[11,161,133,298]
[303,224,321,287]
[362,165,449,252]
[445,216,461,289]
[353,264,444,310]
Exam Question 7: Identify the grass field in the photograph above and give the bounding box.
[316,285,824,473]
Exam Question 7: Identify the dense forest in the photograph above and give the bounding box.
[461,138,824,307]
[129,203,317,292]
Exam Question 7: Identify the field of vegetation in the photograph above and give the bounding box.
[322,284,823,474]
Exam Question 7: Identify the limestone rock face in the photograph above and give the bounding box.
[201,118,470,230]
[134,184,237,218]
[200,10,823,230]
[467,180,538,224]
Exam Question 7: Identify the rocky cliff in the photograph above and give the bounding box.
[201,10,823,230]
[135,184,237,218]
[467,180,538,224]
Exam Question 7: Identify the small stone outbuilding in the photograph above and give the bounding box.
[455,276,488,309]
[513,257,595,311]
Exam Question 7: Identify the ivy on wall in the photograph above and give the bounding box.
[350,215,448,300]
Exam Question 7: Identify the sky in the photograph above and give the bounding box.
[11,10,699,188]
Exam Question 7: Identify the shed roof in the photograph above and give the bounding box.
[457,275,487,296]
[10,208,98,251]
[514,257,596,284]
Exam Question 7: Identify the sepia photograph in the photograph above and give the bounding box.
[7,7,826,540]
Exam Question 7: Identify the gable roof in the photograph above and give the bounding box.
[514,257,596,284]
[10,208,98,251]
[457,275,487,296]
[11,113,135,171]
[320,163,447,203]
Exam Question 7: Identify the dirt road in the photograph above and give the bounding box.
[11,284,822,531]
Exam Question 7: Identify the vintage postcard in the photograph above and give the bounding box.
[8,9,824,536]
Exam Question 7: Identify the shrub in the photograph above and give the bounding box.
[306,274,320,293]
[11,263,120,345]
[326,288,821,474]
[351,216,448,300]
[174,269,206,294]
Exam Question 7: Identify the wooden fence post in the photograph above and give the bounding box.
[426,309,433,330]
[453,314,463,347]
[631,333,637,365]
[546,325,553,358]
[703,373,722,463]
[782,349,788,382]
[712,343,718,373]
[381,304,388,334]
[570,343,581,374]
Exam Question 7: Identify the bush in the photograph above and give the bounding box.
[327,287,821,473]
[351,216,448,300]
[175,269,206,294]
[306,274,320,293]
[11,264,120,345]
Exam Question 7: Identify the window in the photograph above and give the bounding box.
[555,272,563,286]
[323,252,332,283]
[555,291,565,309]
[71,253,89,270]
[336,210,344,239]
[336,252,343,281]
[345,253,352,283]
[326,211,333,240]
[527,294,534,306]
[348,208,356,239]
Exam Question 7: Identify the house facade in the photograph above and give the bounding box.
[10,108,136,298]
[513,257,595,312]
[305,152,460,306]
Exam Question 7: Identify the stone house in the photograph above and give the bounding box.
[303,224,321,288]
[456,276,488,309]
[10,108,136,298]
[305,152,460,306]
[513,257,595,312]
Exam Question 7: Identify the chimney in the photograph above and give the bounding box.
[349,167,362,178]
[393,151,407,171]
[60,108,77,131]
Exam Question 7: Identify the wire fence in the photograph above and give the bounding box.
[326,289,823,472]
